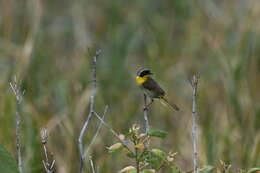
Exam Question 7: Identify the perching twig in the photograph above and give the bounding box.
[143,94,150,134]
[189,74,199,173]
[41,128,55,173]
[78,49,101,173]
[9,77,25,173]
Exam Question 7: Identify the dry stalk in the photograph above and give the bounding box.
[78,49,101,173]
[189,74,199,173]
[10,77,25,173]
[143,94,150,134]
[40,128,55,173]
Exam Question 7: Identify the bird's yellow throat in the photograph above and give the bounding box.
[136,75,149,85]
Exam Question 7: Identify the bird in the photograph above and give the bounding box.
[136,68,179,111]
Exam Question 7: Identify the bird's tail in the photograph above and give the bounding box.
[159,97,180,111]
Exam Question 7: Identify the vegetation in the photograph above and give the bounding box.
[0,0,260,172]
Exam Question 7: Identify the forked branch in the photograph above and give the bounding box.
[41,128,55,173]
[78,49,101,173]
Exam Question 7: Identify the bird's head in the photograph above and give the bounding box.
[137,68,153,77]
[136,68,153,85]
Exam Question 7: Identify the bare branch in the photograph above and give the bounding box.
[78,95,94,172]
[143,94,150,134]
[9,77,24,173]
[84,106,108,158]
[189,74,199,173]
[89,156,96,173]
[78,49,101,173]
[40,128,55,173]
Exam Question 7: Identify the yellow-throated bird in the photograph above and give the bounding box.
[136,68,179,111]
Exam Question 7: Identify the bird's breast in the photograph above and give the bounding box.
[136,76,148,85]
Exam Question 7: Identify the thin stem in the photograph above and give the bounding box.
[135,148,140,173]
[133,140,140,173]
[189,75,199,173]
[84,106,108,158]
[16,104,23,173]
[10,79,24,173]
[143,94,150,134]
[78,49,101,173]
[41,128,55,173]
[43,145,49,164]
[79,96,94,172]
[89,156,96,173]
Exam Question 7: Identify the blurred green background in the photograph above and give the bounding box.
[1,0,260,172]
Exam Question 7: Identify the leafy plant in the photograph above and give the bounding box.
[107,124,178,173]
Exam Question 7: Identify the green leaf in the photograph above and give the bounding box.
[247,168,260,173]
[145,149,167,169]
[126,152,136,158]
[145,153,161,169]
[168,165,182,173]
[129,170,137,173]
[0,145,19,173]
[151,149,166,160]
[199,165,215,173]
[141,169,156,173]
[148,129,168,139]
[119,166,137,173]
[107,143,123,153]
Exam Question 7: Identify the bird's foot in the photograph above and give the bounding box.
[143,106,148,111]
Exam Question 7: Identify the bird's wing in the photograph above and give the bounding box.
[143,77,165,97]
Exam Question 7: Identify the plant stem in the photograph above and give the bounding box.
[78,49,101,173]
[144,94,150,134]
[134,140,140,173]
[189,75,199,173]
[10,79,24,173]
